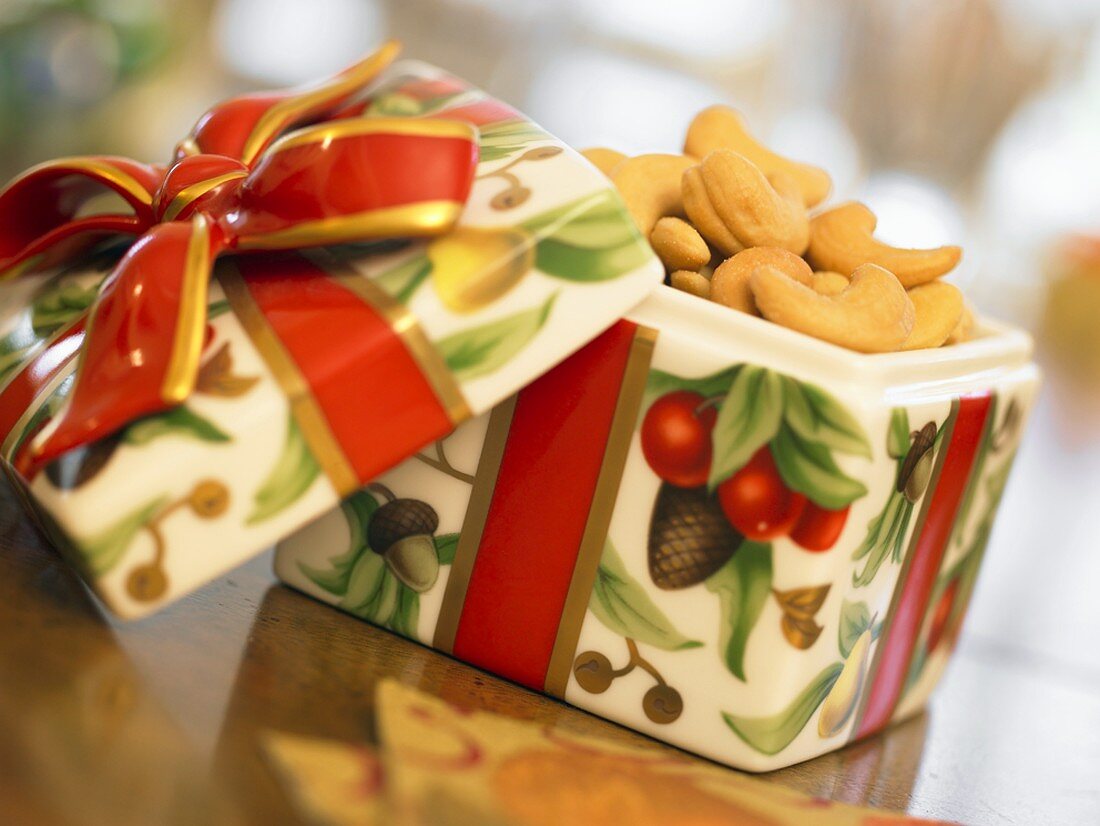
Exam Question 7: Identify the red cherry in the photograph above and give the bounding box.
[202,323,215,351]
[790,502,850,552]
[717,447,806,540]
[640,391,717,488]
[927,578,960,653]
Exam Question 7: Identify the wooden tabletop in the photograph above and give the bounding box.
[1,392,1097,826]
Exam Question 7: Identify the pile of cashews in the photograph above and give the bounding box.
[583,107,971,354]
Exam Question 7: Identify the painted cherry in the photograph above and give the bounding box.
[717,446,806,540]
[640,391,717,488]
[790,502,850,552]
[927,578,960,653]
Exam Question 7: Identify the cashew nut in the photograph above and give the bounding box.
[946,302,975,345]
[807,202,962,288]
[902,280,964,350]
[650,217,710,272]
[751,263,915,353]
[610,153,695,237]
[711,246,812,315]
[682,150,810,257]
[670,269,712,299]
[684,106,831,207]
[581,147,627,176]
[811,271,849,296]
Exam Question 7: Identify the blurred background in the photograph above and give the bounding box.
[4,0,1100,328]
[3,1,1100,816]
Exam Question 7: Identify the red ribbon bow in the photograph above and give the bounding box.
[0,41,479,475]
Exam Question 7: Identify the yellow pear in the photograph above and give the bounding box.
[428,227,534,314]
[818,628,872,738]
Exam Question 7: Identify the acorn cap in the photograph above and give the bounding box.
[648,483,743,590]
[368,498,439,554]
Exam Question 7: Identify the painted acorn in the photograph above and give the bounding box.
[648,483,743,590]
[897,422,937,503]
[368,490,440,593]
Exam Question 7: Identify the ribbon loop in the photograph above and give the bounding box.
[0,157,162,278]
[230,117,479,250]
[28,216,223,470]
[176,41,401,164]
[0,41,480,477]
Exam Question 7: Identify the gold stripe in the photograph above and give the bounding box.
[0,254,46,282]
[160,170,247,222]
[161,216,212,404]
[2,356,79,460]
[851,400,960,736]
[0,313,86,400]
[543,326,658,697]
[11,157,153,207]
[235,201,463,249]
[218,266,359,496]
[239,40,402,166]
[432,395,518,653]
[175,136,200,157]
[267,116,478,156]
[314,253,470,425]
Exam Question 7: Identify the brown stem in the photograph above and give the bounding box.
[694,395,724,415]
[367,483,397,502]
[415,441,475,485]
[625,638,667,687]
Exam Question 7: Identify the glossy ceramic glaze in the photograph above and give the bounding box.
[277,285,1039,771]
[0,58,661,618]
[0,42,486,475]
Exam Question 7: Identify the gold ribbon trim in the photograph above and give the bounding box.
[543,325,658,697]
[218,265,360,497]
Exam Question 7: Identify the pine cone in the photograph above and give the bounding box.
[648,484,742,589]
[368,498,439,554]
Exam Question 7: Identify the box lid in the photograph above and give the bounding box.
[0,59,662,617]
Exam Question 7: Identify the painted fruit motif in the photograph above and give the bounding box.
[641,391,718,488]
[790,502,850,552]
[818,628,872,737]
[717,447,806,541]
[648,483,743,590]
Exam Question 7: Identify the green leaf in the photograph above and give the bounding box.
[247,416,321,524]
[207,298,232,319]
[435,533,460,565]
[852,494,913,587]
[707,366,783,490]
[76,497,168,576]
[123,406,230,446]
[838,599,872,659]
[298,491,379,596]
[32,279,98,334]
[368,569,401,624]
[389,585,421,639]
[888,408,910,459]
[375,255,432,304]
[722,663,844,755]
[590,539,703,651]
[704,542,773,681]
[521,190,638,249]
[782,379,871,459]
[340,550,388,613]
[643,366,742,412]
[771,423,868,509]
[535,237,651,282]
[437,293,557,382]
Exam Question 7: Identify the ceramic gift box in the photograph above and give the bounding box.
[0,51,661,618]
[277,289,1038,771]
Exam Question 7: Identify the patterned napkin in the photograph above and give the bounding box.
[263,680,954,826]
